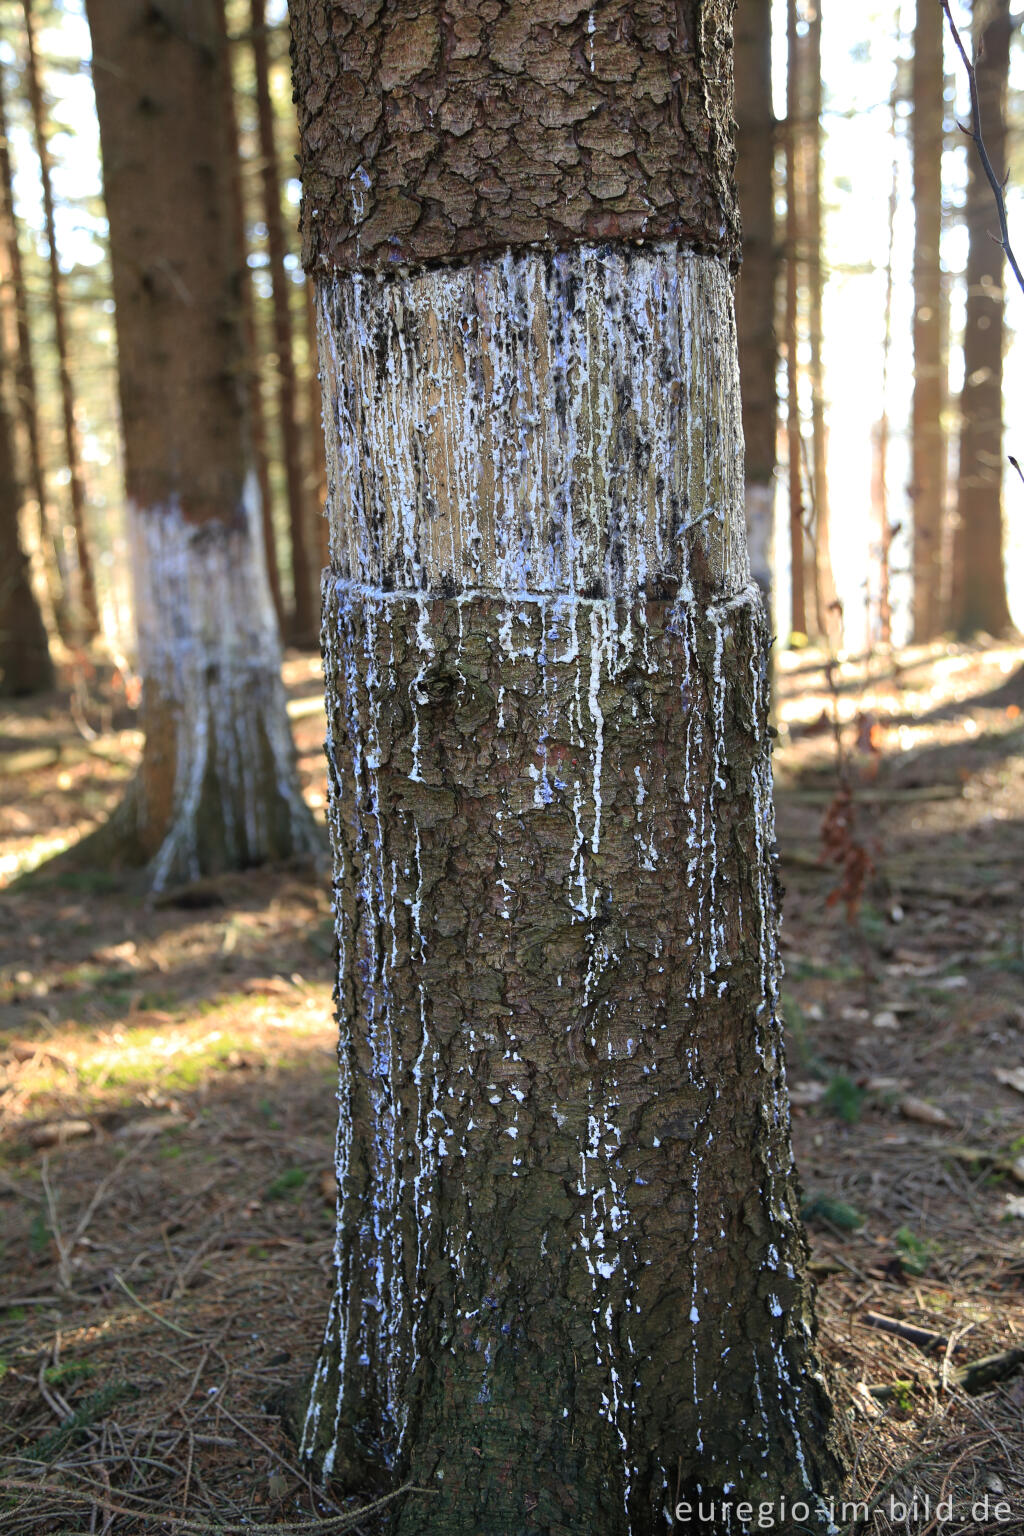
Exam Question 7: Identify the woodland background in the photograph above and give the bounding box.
[0,0,1024,1532]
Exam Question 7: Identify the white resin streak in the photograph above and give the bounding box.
[306,246,824,1527]
[317,244,748,603]
[129,481,312,892]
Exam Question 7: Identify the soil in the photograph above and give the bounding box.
[1,637,1022,1533]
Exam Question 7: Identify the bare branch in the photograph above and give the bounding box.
[941,0,1024,299]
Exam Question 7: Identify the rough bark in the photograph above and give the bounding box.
[290,0,741,273]
[292,3,844,1530]
[85,0,318,890]
[0,58,65,634]
[22,0,99,642]
[952,0,1013,637]
[784,0,806,638]
[910,0,947,641]
[251,0,316,644]
[0,344,53,696]
[217,0,284,626]
[734,0,776,610]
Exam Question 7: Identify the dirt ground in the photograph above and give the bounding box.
[1,637,1023,1533]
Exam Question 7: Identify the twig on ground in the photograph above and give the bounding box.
[113,1273,198,1340]
[0,1476,436,1533]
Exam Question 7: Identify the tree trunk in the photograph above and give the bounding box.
[250,0,315,646]
[734,0,777,613]
[785,0,807,638]
[84,0,318,892]
[911,0,947,641]
[0,57,65,636]
[0,343,53,696]
[22,0,99,643]
[952,0,1013,637]
[305,277,329,579]
[291,1,844,1529]
[804,2,838,646]
[215,0,284,626]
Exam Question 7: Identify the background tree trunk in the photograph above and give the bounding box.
[0,344,53,696]
[734,0,777,614]
[85,0,318,891]
[216,0,284,626]
[0,56,65,637]
[952,0,1013,637]
[911,0,948,641]
[292,0,844,1528]
[785,0,807,638]
[250,0,314,646]
[804,2,839,645]
[22,0,99,643]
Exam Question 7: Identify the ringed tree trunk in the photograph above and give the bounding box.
[910,0,947,642]
[292,0,844,1530]
[735,0,777,614]
[952,0,1013,637]
[84,0,318,892]
[0,343,53,696]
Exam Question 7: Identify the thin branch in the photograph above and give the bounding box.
[941,0,1024,299]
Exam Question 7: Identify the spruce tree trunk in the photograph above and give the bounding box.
[216,0,284,627]
[911,0,947,641]
[0,59,65,636]
[785,0,807,638]
[22,0,99,643]
[292,0,844,1529]
[85,0,318,892]
[250,0,315,646]
[804,3,838,645]
[735,0,777,611]
[0,345,53,696]
[952,0,1013,637]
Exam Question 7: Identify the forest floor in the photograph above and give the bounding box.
[0,636,1023,1533]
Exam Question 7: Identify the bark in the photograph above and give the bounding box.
[952,0,1013,637]
[292,2,844,1529]
[0,343,53,696]
[85,0,319,891]
[216,0,284,626]
[803,2,837,645]
[734,0,776,609]
[784,0,807,637]
[250,0,315,645]
[0,57,65,633]
[22,0,99,642]
[910,0,947,641]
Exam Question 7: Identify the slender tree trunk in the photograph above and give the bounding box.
[305,277,329,578]
[215,0,284,624]
[952,0,1013,637]
[785,0,807,638]
[875,134,899,652]
[804,1,838,646]
[0,57,65,634]
[0,343,53,695]
[250,0,314,645]
[22,0,99,642]
[734,0,777,614]
[291,1,844,1529]
[84,0,318,892]
[911,0,947,641]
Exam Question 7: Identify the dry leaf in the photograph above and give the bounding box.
[899,1096,954,1129]
[994,1068,1024,1096]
